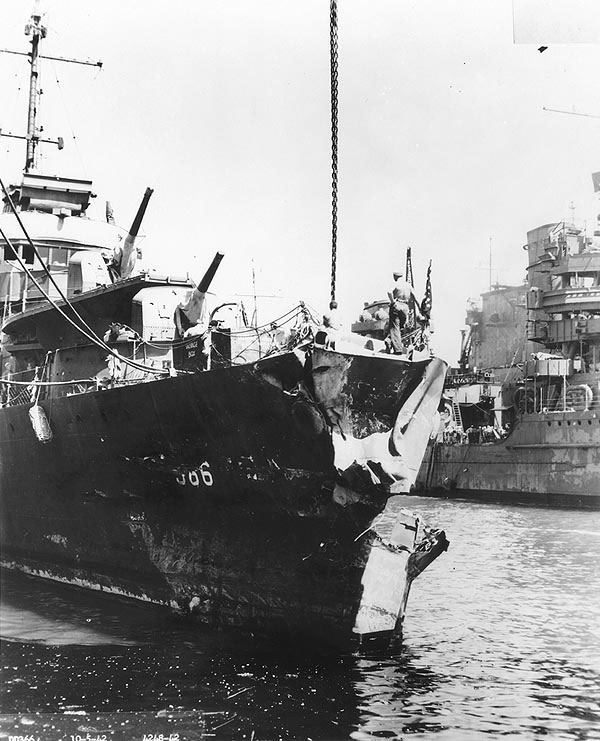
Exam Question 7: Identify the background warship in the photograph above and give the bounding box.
[415,218,600,507]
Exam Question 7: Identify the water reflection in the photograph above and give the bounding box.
[2,497,600,740]
[1,569,362,737]
[0,569,156,646]
[531,658,600,737]
[352,648,446,739]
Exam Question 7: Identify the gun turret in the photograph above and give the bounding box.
[174,252,224,338]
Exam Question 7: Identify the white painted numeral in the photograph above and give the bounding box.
[175,463,214,487]
[200,462,214,487]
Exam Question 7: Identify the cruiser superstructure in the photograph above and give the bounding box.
[417,220,600,507]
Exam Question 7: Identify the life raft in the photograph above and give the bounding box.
[564,384,593,412]
[513,386,535,415]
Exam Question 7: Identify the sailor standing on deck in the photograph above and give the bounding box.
[323,300,343,330]
[387,271,421,353]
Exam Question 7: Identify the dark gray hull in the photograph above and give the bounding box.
[1,348,447,644]
[416,410,600,508]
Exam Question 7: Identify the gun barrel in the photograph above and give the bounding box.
[128,187,154,239]
[197,252,224,293]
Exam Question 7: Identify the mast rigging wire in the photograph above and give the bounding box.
[51,62,88,178]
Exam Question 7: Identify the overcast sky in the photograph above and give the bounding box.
[1,0,600,363]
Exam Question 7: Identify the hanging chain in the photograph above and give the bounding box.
[329,0,339,303]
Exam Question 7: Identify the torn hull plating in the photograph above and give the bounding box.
[0,347,448,645]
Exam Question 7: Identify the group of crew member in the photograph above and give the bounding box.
[440,423,511,445]
[321,271,424,354]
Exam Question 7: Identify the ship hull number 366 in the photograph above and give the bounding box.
[176,462,214,488]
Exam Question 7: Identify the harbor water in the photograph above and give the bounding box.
[1,495,599,740]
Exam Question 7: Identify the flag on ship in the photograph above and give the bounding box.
[421,260,432,319]
[405,247,416,330]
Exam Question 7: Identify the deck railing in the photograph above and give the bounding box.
[0,371,152,408]
[540,396,600,414]
[0,377,100,407]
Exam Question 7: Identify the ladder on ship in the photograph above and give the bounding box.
[451,399,464,431]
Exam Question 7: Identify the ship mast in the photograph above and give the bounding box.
[0,1,102,173]
[24,1,46,172]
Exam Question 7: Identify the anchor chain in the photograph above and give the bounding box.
[371,531,411,555]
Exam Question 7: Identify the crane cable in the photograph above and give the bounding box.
[330,0,339,303]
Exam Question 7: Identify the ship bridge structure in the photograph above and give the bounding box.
[0,173,133,308]
[526,222,600,372]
